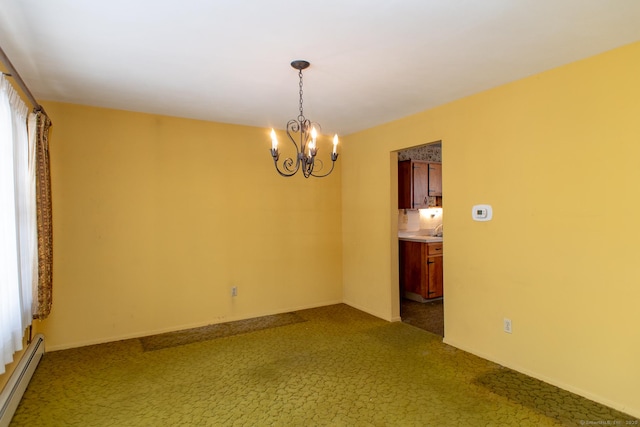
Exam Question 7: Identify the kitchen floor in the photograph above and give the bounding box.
[400,298,444,336]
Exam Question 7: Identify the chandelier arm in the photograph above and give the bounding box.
[272,156,300,177]
[309,154,339,178]
[302,156,315,178]
[286,119,309,153]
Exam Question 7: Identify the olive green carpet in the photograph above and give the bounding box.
[11,304,635,426]
[139,312,306,352]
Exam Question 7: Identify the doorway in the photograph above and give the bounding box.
[396,141,444,336]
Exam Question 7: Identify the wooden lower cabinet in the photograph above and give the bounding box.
[426,252,443,298]
[399,240,443,300]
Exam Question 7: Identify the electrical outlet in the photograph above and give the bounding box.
[503,318,512,334]
[231,286,238,297]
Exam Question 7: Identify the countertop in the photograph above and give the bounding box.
[398,231,443,243]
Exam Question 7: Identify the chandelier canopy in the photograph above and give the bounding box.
[269,60,338,178]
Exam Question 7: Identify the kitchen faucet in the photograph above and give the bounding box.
[434,223,443,237]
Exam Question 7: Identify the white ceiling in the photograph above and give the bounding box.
[1,0,640,136]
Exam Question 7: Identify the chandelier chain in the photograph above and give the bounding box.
[298,69,304,122]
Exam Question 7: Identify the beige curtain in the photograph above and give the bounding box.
[32,111,53,320]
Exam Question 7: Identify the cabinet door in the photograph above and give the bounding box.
[399,240,425,296]
[398,161,412,209]
[426,255,443,298]
[428,163,442,197]
[398,160,434,209]
[412,162,429,209]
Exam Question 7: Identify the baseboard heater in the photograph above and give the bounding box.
[0,334,45,427]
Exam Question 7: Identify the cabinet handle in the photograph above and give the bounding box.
[434,248,441,251]
[427,260,435,265]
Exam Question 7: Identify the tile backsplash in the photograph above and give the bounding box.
[398,208,443,234]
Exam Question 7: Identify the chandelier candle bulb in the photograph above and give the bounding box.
[333,134,338,154]
[309,127,317,156]
[270,129,278,151]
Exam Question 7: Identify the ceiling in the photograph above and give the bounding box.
[1,1,640,136]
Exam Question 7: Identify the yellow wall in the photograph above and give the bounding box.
[342,42,640,417]
[25,42,640,417]
[34,103,342,350]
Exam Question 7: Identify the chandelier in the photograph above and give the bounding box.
[269,60,339,178]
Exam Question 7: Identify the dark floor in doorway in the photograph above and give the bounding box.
[401,298,444,336]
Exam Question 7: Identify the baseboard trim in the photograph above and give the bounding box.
[0,334,45,427]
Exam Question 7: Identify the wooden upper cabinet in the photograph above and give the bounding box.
[411,162,429,209]
[398,160,441,209]
[428,163,442,197]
